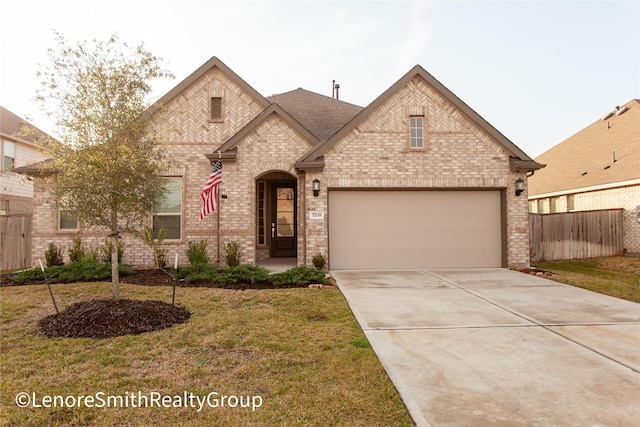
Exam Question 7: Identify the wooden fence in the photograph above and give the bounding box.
[0,214,32,270]
[529,209,624,261]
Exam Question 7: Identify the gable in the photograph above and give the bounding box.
[151,57,270,144]
[319,75,515,186]
[208,103,320,163]
[234,113,316,162]
[297,65,542,172]
[529,99,640,196]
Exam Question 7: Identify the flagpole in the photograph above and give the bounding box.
[216,151,221,265]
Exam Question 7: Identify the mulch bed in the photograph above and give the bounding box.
[38,299,191,339]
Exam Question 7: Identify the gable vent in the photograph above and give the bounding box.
[210,97,222,121]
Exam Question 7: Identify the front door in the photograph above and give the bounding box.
[270,183,296,257]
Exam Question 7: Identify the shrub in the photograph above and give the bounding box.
[312,252,326,270]
[101,237,125,263]
[270,266,330,287]
[45,243,64,267]
[221,264,270,285]
[176,264,224,283]
[69,238,85,263]
[11,262,133,284]
[141,226,167,268]
[178,264,270,285]
[186,240,210,266]
[223,240,242,267]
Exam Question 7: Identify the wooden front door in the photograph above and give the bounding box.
[270,183,296,257]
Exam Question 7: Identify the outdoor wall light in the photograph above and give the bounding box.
[515,178,525,197]
[312,179,321,197]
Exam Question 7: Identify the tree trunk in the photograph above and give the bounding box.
[111,233,120,301]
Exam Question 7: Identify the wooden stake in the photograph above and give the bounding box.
[39,259,59,314]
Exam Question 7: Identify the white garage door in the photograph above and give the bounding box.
[328,190,503,269]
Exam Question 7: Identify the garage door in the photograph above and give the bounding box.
[328,190,503,269]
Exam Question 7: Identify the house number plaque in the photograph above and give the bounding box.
[309,211,324,220]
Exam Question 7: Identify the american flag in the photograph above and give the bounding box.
[199,159,222,220]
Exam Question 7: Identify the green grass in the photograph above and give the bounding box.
[0,283,412,426]
[534,256,640,303]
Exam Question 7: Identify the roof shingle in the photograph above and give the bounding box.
[529,99,640,196]
[267,88,363,141]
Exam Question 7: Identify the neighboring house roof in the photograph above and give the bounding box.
[0,106,47,146]
[267,89,363,141]
[295,65,543,172]
[529,99,640,197]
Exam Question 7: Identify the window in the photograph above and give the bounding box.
[210,97,223,121]
[410,117,423,148]
[538,199,548,214]
[0,199,8,215]
[568,195,575,211]
[153,177,182,239]
[551,196,562,213]
[257,182,266,245]
[59,210,78,231]
[2,140,16,171]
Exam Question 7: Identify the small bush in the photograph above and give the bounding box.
[223,240,242,267]
[101,237,125,263]
[69,238,85,263]
[45,243,64,267]
[186,240,210,266]
[141,226,167,268]
[312,252,326,270]
[270,266,330,287]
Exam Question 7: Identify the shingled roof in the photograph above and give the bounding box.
[267,88,363,141]
[0,106,48,145]
[529,99,640,196]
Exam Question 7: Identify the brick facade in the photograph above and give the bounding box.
[27,59,536,268]
[305,76,530,267]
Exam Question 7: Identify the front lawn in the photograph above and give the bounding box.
[0,283,412,426]
[533,256,640,303]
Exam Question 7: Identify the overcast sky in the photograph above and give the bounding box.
[1,0,638,158]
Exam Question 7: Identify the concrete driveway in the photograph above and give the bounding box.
[333,269,640,426]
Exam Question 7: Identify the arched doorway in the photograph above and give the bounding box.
[256,172,297,259]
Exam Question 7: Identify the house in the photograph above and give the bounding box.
[1,106,47,269]
[20,57,543,269]
[528,99,640,254]
[0,106,44,215]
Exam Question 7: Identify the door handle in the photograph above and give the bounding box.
[271,223,275,238]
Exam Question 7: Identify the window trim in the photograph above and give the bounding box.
[152,176,183,241]
[409,116,424,149]
[2,140,16,171]
[58,209,79,232]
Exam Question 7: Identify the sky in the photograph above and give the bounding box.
[1,0,638,158]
